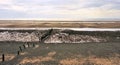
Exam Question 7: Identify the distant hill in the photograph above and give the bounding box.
[0,20,120,28]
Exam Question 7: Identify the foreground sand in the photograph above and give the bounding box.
[0,42,120,65]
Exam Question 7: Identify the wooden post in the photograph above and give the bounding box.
[23,44,26,49]
[27,43,29,48]
[2,54,5,62]
[19,46,22,51]
[17,51,20,55]
[33,43,35,47]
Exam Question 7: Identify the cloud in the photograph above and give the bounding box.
[0,0,13,4]
[0,0,120,20]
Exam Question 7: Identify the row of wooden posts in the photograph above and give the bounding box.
[1,43,36,62]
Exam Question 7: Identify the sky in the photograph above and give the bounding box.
[0,0,120,20]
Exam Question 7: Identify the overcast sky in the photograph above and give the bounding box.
[0,0,120,20]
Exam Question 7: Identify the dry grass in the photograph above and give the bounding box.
[47,51,56,57]
[19,51,56,64]
[60,55,120,65]
[20,56,54,64]
[20,52,28,55]
[19,54,120,65]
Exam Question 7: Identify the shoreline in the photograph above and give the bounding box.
[0,28,120,31]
